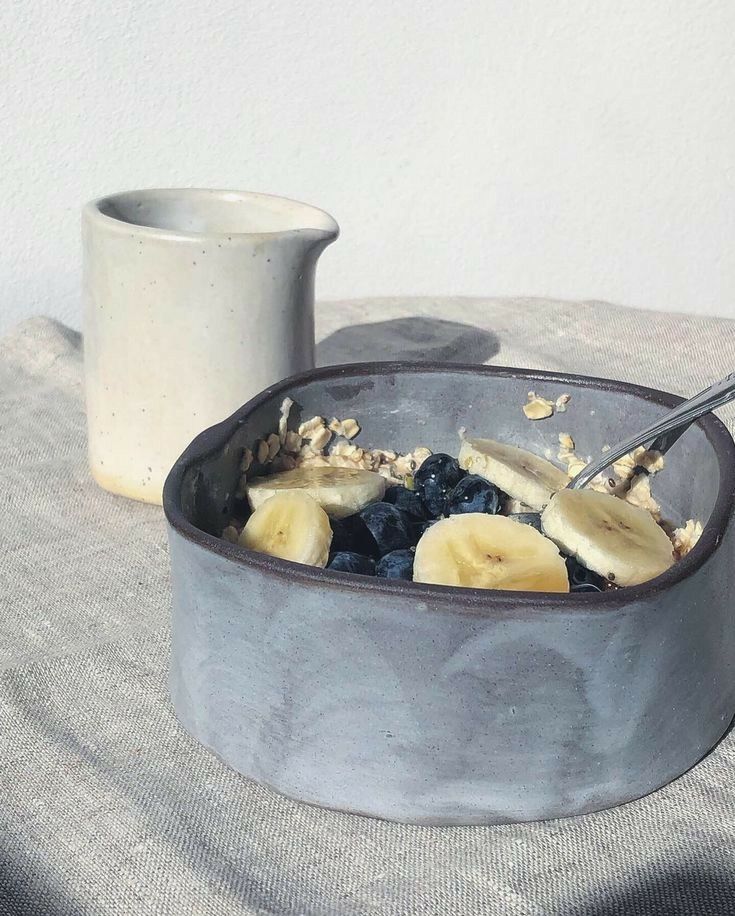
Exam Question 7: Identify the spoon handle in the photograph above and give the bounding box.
[569,371,735,490]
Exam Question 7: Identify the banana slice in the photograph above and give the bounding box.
[238,491,332,566]
[541,489,674,586]
[247,466,386,519]
[413,513,569,592]
[458,437,568,510]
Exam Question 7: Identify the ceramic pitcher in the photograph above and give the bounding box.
[82,188,338,505]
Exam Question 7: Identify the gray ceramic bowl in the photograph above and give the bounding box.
[163,363,735,825]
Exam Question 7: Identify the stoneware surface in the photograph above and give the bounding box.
[163,363,735,825]
[82,188,338,505]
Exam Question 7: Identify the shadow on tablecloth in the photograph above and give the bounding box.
[0,853,82,916]
[317,317,500,366]
[568,862,735,915]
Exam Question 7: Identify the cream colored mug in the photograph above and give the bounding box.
[82,188,338,504]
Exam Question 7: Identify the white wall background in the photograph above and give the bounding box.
[2,0,735,334]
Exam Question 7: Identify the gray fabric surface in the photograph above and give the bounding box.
[1,299,735,916]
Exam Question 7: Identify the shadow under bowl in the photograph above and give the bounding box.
[163,362,735,825]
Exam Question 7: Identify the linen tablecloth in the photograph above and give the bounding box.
[2,298,735,916]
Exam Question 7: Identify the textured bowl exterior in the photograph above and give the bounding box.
[163,363,735,825]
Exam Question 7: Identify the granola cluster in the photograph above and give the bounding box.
[522,391,571,421]
[236,398,432,499]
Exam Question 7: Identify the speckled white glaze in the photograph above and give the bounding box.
[82,188,338,504]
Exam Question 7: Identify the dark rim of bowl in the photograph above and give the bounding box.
[163,362,735,613]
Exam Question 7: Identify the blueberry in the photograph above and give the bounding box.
[328,551,376,576]
[566,556,606,591]
[508,512,543,533]
[447,475,502,515]
[330,514,379,558]
[376,549,414,580]
[415,518,440,540]
[359,503,414,556]
[413,453,465,517]
[383,486,428,520]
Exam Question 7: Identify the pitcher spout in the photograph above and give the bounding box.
[289,210,339,256]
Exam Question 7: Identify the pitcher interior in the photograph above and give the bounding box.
[96,189,338,236]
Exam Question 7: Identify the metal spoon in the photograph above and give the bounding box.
[568,371,735,490]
